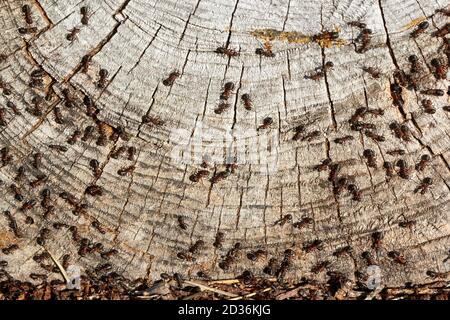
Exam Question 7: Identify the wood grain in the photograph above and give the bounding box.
[0,0,449,289]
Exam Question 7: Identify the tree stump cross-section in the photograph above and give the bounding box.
[0,0,449,291]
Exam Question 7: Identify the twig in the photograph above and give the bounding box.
[182,291,206,300]
[134,294,160,300]
[364,287,384,300]
[275,287,300,300]
[229,287,273,300]
[44,247,70,283]
[208,277,277,285]
[208,279,240,285]
[183,280,239,298]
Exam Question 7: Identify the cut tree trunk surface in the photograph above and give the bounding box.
[0,0,449,291]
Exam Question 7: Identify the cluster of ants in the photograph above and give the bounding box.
[1,4,449,288]
[172,216,449,284]
[1,198,120,283]
[305,15,448,200]
[15,4,91,38]
[162,72,255,118]
[65,6,92,42]
[0,5,153,285]
[174,14,449,282]
[17,5,37,35]
[189,161,238,185]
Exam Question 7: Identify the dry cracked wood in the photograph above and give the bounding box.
[0,0,449,289]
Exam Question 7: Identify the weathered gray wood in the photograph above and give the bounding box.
[0,0,449,290]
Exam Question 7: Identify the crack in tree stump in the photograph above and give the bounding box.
[0,0,449,293]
